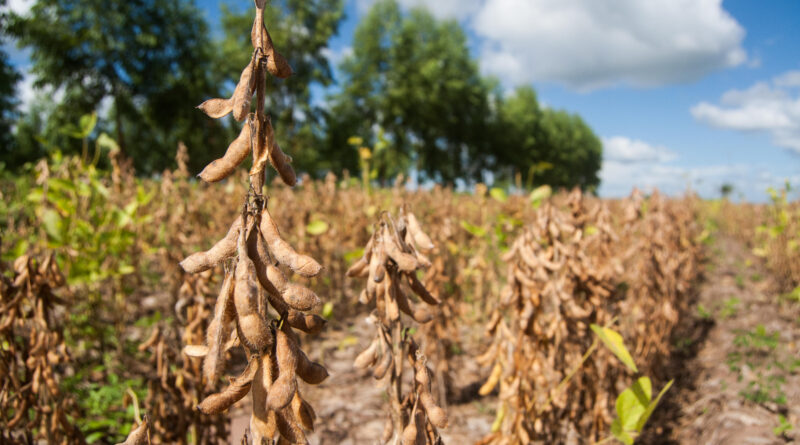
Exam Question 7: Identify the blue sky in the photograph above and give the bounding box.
[6,0,800,201]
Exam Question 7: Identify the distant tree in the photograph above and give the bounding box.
[492,86,602,191]
[720,183,733,199]
[8,0,226,173]
[0,0,21,161]
[216,0,344,176]
[326,0,494,184]
[535,109,602,190]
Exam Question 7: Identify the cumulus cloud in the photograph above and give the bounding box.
[3,0,34,16]
[602,136,676,163]
[356,0,482,20]
[473,0,747,90]
[355,0,747,90]
[599,159,794,201]
[16,70,36,112]
[597,136,790,201]
[691,72,800,152]
[772,70,800,88]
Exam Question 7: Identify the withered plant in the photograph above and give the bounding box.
[178,1,328,442]
[0,254,84,444]
[346,208,448,444]
[478,191,620,444]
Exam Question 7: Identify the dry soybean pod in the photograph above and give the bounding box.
[251,0,266,50]
[267,328,298,410]
[369,232,387,283]
[418,390,447,428]
[286,310,326,335]
[261,205,322,277]
[266,263,320,312]
[405,211,434,251]
[295,347,328,384]
[384,272,400,322]
[354,337,380,370]
[291,391,316,431]
[251,353,277,443]
[345,256,368,278]
[117,415,150,445]
[263,27,293,79]
[405,272,440,305]
[197,97,233,119]
[383,227,418,272]
[232,54,257,121]
[274,407,307,444]
[394,281,433,323]
[197,357,259,414]
[265,117,297,186]
[234,219,272,353]
[203,270,236,387]
[180,216,242,273]
[198,123,252,183]
[372,334,393,380]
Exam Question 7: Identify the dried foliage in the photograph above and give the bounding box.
[477,189,702,444]
[347,208,447,444]
[0,254,84,444]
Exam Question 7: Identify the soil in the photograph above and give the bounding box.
[229,236,800,444]
[646,236,800,445]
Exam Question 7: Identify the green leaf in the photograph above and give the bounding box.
[97,132,119,153]
[489,187,508,203]
[322,302,334,319]
[616,383,647,432]
[78,112,98,137]
[529,185,552,207]
[460,220,487,238]
[306,220,329,235]
[347,136,364,146]
[631,376,652,404]
[344,248,365,263]
[636,379,673,431]
[42,209,63,243]
[591,324,638,373]
[611,418,634,445]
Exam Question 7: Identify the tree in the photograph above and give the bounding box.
[8,0,226,173]
[0,0,21,161]
[216,0,344,176]
[535,109,602,191]
[493,86,602,191]
[326,0,494,184]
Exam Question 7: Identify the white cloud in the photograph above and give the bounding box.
[597,136,790,201]
[355,0,746,90]
[473,0,747,90]
[356,0,481,20]
[17,70,36,112]
[322,45,353,68]
[3,0,34,16]
[691,72,800,152]
[773,70,800,88]
[599,160,796,201]
[603,136,676,163]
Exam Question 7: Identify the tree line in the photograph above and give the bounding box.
[0,0,601,190]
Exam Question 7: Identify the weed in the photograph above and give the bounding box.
[719,297,740,319]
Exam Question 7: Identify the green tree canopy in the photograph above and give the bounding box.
[326,0,601,191]
[325,0,494,184]
[8,0,226,173]
[493,86,602,190]
[0,0,21,162]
